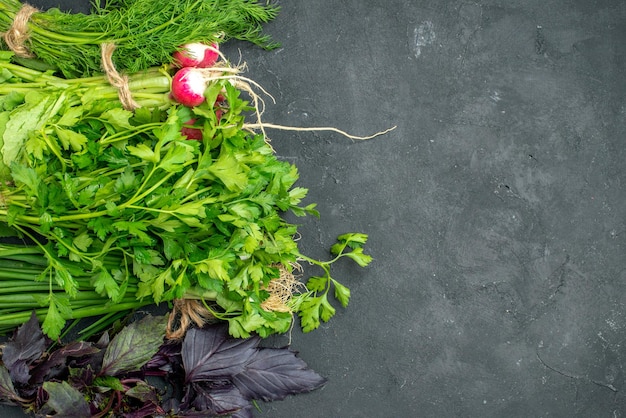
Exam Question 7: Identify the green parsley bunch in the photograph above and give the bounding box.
[0,53,372,340]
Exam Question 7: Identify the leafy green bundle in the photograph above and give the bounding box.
[0,52,372,340]
[0,313,327,416]
[0,0,279,77]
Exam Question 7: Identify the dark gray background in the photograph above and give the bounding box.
[9,0,626,417]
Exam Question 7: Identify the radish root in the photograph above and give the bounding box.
[261,263,305,313]
[245,123,398,141]
[190,62,396,143]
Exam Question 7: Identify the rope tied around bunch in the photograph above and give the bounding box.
[166,299,215,340]
[100,42,140,111]
[2,4,38,58]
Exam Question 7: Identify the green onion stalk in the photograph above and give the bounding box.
[0,54,173,110]
[0,243,156,339]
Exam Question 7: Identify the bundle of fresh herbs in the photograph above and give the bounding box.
[0,3,384,414]
[0,0,279,77]
[0,312,327,416]
[0,51,372,341]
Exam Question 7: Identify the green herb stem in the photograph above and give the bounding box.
[0,300,151,328]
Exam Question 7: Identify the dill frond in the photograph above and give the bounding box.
[0,0,280,77]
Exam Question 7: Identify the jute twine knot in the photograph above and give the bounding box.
[101,43,140,111]
[166,299,214,340]
[2,4,38,58]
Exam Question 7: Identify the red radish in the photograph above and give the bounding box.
[181,119,203,140]
[173,42,220,68]
[171,67,207,107]
[214,93,226,121]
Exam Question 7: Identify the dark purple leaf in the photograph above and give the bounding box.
[190,382,248,415]
[35,384,48,408]
[144,340,181,374]
[182,325,258,383]
[230,405,256,418]
[42,381,91,418]
[178,383,250,417]
[96,330,110,348]
[161,396,180,415]
[71,346,106,375]
[232,348,327,401]
[101,314,168,376]
[178,410,224,417]
[0,364,25,405]
[2,312,46,384]
[68,364,95,389]
[121,382,164,418]
[122,403,161,418]
[125,381,158,404]
[72,331,109,374]
[29,341,100,384]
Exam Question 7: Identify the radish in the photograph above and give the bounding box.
[180,96,227,140]
[214,93,226,121]
[170,67,207,107]
[173,42,220,68]
[181,118,203,140]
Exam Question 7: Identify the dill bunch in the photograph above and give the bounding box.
[0,0,280,77]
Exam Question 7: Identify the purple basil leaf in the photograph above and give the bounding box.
[0,364,24,405]
[182,325,259,383]
[230,405,256,418]
[123,402,166,418]
[144,340,181,374]
[29,341,100,384]
[161,396,180,415]
[121,382,161,418]
[96,330,110,348]
[101,314,168,376]
[190,382,249,415]
[3,311,46,384]
[178,384,249,417]
[232,348,327,401]
[178,410,225,417]
[42,381,91,418]
[68,363,96,389]
[122,403,161,418]
[73,331,109,374]
[54,341,99,358]
[125,381,158,404]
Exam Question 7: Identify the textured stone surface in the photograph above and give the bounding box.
[243,1,626,417]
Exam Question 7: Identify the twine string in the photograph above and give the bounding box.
[166,299,214,340]
[3,4,38,58]
[100,43,140,111]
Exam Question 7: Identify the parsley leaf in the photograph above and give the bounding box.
[42,293,72,341]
